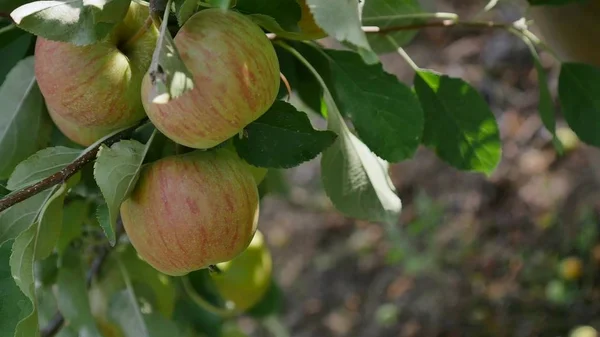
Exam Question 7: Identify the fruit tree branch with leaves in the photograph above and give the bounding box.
[0,0,598,336]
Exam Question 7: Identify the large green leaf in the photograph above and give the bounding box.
[234,100,336,168]
[0,240,30,336]
[56,246,103,337]
[235,0,300,32]
[558,63,600,147]
[35,179,76,260]
[305,0,377,64]
[317,48,423,162]
[10,225,39,337]
[279,42,401,224]
[108,256,180,337]
[0,189,52,246]
[0,57,51,180]
[361,0,422,53]
[56,199,89,254]
[7,146,81,191]
[10,0,131,45]
[414,70,501,174]
[0,27,32,86]
[94,134,155,245]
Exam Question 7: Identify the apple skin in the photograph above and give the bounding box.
[295,0,327,40]
[529,2,600,67]
[210,230,272,311]
[120,149,260,276]
[141,9,280,149]
[34,2,158,146]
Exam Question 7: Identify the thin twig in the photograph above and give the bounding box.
[362,19,512,35]
[41,220,125,337]
[0,120,147,213]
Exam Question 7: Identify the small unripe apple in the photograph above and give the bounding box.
[210,230,272,311]
[120,149,259,276]
[34,2,158,146]
[529,2,600,67]
[141,9,280,149]
[294,0,327,40]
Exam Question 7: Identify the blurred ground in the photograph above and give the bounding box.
[247,1,600,336]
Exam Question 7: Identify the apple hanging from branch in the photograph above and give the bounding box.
[119,148,260,276]
[34,2,158,146]
[141,8,280,149]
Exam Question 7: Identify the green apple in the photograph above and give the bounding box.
[141,9,280,149]
[210,230,273,312]
[529,1,600,67]
[120,148,260,276]
[34,2,158,146]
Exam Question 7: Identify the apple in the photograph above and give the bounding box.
[141,9,280,149]
[529,1,600,67]
[210,230,272,311]
[34,2,158,146]
[295,0,327,40]
[120,148,260,276]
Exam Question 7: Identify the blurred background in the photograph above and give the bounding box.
[242,0,600,336]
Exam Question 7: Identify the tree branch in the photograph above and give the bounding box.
[41,220,125,337]
[361,19,512,34]
[0,120,147,213]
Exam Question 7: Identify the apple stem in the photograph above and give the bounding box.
[121,16,154,52]
[279,72,292,101]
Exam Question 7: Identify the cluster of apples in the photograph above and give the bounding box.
[34,0,324,309]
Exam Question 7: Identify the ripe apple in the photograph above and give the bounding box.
[210,230,273,311]
[34,2,158,146]
[120,148,260,276]
[140,9,280,149]
[295,0,327,40]
[529,1,600,67]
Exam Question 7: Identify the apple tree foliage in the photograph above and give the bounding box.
[0,0,597,335]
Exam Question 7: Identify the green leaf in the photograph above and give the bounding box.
[0,56,51,180]
[235,0,300,32]
[10,0,131,45]
[7,146,81,190]
[234,100,336,168]
[414,70,501,174]
[278,42,401,224]
[94,135,154,245]
[56,199,89,254]
[206,0,233,9]
[558,63,600,147]
[0,27,32,86]
[173,0,197,26]
[0,240,30,336]
[34,182,70,260]
[108,256,180,337]
[361,0,422,53]
[148,10,195,104]
[526,40,562,153]
[0,189,52,246]
[10,225,39,337]
[119,245,176,318]
[305,0,377,64]
[318,48,423,162]
[56,246,103,337]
